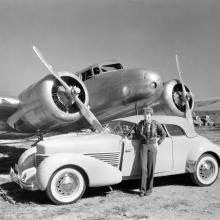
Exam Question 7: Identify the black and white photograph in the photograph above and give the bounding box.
[0,0,220,219]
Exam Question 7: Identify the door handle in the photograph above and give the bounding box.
[125,149,132,153]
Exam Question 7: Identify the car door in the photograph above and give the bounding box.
[106,120,141,178]
[109,121,141,178]
[121,134,142,178]
[165,124,192,173]
[154,129,173,173]
[122,123,173,177]
[121,122,173,177]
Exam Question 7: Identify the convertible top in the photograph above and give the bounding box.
[114,115,197,138]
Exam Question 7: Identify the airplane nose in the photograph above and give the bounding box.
[144,70,161,84]
[149,81,157,89]
[121,68,163,103]
[142,70,163,93]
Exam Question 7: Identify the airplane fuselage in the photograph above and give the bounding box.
[5,61,163,133]
[60,67,163,131]
[85,68,163,122]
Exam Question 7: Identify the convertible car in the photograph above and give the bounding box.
[10,115,220,205]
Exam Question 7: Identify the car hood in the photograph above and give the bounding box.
[36,132,122,155]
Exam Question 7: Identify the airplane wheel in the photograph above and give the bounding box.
[190,154,219,186]
[46,166,86,205]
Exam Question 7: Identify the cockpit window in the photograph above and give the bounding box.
[80,62,123,81]
[101,63,123,72]
[81,69,93,81]
[93,67,100,75]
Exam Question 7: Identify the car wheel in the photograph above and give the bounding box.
[190,154,219,186]
[46,167,86,205]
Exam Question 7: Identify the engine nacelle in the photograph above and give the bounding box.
[152,79,194,117]
[8,72,89,132]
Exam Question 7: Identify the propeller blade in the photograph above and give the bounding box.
[33,46,71,94]
[33,45,104,132]
[175,55,187,96]
[175,54,194,126]
[74,96,104,132]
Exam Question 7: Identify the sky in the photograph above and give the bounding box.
[0,0,220,101]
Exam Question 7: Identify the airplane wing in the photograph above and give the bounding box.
[194,98,220,108]
[0,97,19,126]
[0,97,20,134]
[0,97,20,119]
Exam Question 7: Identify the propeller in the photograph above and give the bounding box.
[175,54,194,126]
[32,46,104,133]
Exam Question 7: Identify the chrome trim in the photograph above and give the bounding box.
[84,152,120,167]
[35,154,48,167]
[10,167,36,191]
[198,160,216,181]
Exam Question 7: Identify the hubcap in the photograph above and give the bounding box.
[199,160,215,181]
[56,173,79,196]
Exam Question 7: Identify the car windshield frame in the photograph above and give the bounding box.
[106,120,136,137]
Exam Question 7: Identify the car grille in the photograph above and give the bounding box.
[35,155,48,167]
[84,152,120,167]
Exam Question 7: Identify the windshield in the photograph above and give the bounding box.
[105,120,136,137]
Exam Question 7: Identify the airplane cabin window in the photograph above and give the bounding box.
[165,124,186,136]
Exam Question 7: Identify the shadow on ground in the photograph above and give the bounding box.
[0,145,27,174]
[113,173,193,195]
[0,182,50,204]
[0,173,194,205]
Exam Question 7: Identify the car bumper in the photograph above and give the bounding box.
[10,165,39,191]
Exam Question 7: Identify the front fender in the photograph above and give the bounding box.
[36,153,122,190]
[17,147,37,173]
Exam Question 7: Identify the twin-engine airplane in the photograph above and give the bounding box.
[0,47,194,139]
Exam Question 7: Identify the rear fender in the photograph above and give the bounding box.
[36,153,122,190]
[186,145,220,173]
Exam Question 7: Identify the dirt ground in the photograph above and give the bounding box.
[0,127,220,220]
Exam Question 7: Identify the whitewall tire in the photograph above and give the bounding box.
[190,154,219,186]
[46,167,86,205]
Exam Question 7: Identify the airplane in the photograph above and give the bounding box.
[193,99,220,127]
[0,47,194,139]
